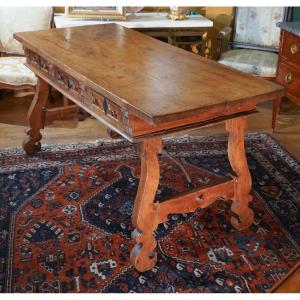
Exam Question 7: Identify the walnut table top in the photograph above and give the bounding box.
[15,24,284,139]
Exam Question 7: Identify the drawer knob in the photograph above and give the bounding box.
[67,79,73,90]
[285,72,293,84]
[291,44,298,55]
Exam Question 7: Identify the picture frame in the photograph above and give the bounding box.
[65,6,126,20]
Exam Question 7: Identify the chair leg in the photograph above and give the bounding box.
[272,97,282,132]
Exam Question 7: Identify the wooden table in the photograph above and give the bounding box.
[14,24,285,272]
[54,12,213,56]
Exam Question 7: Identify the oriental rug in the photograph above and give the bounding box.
[0,133,299,293]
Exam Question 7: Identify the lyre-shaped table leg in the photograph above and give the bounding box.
[226,116,254,230]
[130,138,162,272]
[23,78,49,155]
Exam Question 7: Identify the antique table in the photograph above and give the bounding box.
[14,24,285,272]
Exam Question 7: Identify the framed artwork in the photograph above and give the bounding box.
[65,6,126,20]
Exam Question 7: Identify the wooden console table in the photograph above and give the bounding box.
[15,24,284,272]
[54,12,213,56]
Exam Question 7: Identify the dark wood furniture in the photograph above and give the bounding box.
[15,24,285,272]
[274,22,300,129]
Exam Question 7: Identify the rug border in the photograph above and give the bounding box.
[0,132,298,159]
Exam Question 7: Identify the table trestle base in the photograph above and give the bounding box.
[130,115,254,272]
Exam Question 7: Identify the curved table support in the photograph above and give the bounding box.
[23,78,49,155]
[130,138,162,272]
[226,116,254,230]
[130,116,254,272]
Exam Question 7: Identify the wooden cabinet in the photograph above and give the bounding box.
[276,29,300,105]
[273,23,300,129]
[280,31,300,65]
[277,59,300,102]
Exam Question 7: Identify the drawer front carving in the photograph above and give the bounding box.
[25,48,132,135]
[25,49,84,98]
[91,91,105,111]
[280,31,300,66]
[90,90,129,125]
[277,60,300,98]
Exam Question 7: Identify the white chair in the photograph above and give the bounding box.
[216,7,292,129]
[0,7,53,96]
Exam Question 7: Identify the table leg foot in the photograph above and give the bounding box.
[230,202,254,230]
[130,138,162,272]
[130,229,157,272]
[226,116,254,231]
[23,134,42,155]
[23,78,49,155]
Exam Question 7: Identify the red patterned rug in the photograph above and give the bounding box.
[0,133,299,293]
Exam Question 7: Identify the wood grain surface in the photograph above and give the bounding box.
[14,24,285,124]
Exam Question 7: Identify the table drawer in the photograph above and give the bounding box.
[88,90,129,125]
[280,31,300,66]
[25,48,133,136]
[25,48,84,99]
[277,60,300,98]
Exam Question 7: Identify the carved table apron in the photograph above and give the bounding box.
[14,24,285,272]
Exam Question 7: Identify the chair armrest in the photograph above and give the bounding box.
[218,26,232,38]
[215,26,232,60]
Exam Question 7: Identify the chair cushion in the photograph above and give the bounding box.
[0,57,37,86]
[218,49,278,77]
[0,7,53,55]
